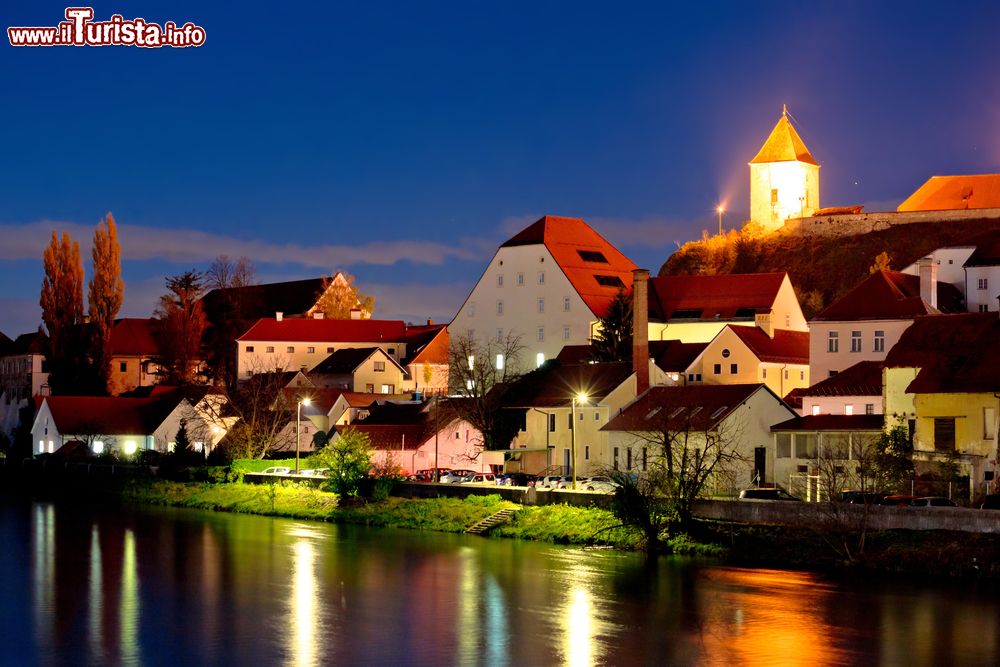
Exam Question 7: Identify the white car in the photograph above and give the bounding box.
[584,476,620,493]
[260,466,291,475]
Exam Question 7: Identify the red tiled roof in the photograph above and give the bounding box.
[110,318,161,357]
[813,270,963,321]
[749,111,819,166]
[898,174,1000,212]
[602,384,779,432]
[884,313,995,369]
[500,216,638,318]
[798,360,884,397]
[6,331,47,355]
[238,318,408,343]
[337,401,460,450]
[402,324,448,365]
[648,273,787,322]
[41,394,183,436]
[503,361,634,408]
[650,340,709,372]
[771,414,884,432]
[726,326,809,364]
[963,229,1000,267]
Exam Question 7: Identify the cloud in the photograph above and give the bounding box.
[497,212,703,251]
[355,280,472,325]
[0,220,487,268]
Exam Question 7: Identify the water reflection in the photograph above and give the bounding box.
[8,500,1000,666]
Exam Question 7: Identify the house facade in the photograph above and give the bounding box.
[684,324,809,397]
[309,347,407,394]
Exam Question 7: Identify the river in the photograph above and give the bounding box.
[1,496,998,666]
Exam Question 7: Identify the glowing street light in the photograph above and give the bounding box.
[296,397,311,474]
[716,204,725,236]
[571,392,589,490]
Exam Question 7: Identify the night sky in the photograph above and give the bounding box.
[3,1,1000,336]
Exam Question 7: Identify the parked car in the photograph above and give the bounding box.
[738,488,800,501]
[469,473,496,484]
[503,472,537,487]
[880,495,918,506]
[585,476,620,493]
[536,475,564,489]
[260,466,291,475]
[555,476,587,489]
[440,470,476,484]
[911,496,956,507]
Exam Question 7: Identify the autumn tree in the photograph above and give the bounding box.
[869,251,892,274]
[154,271,208,385]
[591,289,633,362]
[88,213,124,393]
[313,272,376,319]
[204,255,257,388]
[40,231,87,393]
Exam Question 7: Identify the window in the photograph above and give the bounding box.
[537,327,544,342]
[687,373,702,382]
[306,346,315,354]
[627,448,633,470]
[796,434,817,459]
[642,447,648,471]
[828,331,839,353]
[785,314,791,327]
[865,403,874,415]
[266,346,275,354]
[373,361,386,372]
[979,278,989,290]
[327,347,334,353]
[563,297,571,312]
[762,369,767,379]
[577,250,608,263]
[497,274,504,287]
[874,330,885,353]
[776,434,791,458]
[286,346,294,353]
[468,302,476,317]
[783,369,789,380]
[567,413,573,430]
[495,354,504,370]
[538,298,545,313]
[812,405,820,416]
[800,371,805,380]
[381,384,394,394]
[594,275,625,288]
[730,363,738,374]
[934,418,956,451]
[365,384,375,393]
[845,404,854,415]
[981,305,991,313]
[713,364,721,374]
[562,326,570,341]
[771,188,779,205]
[721,348,731,358]
[245,345,254,353]
[985,407,996,439]
[536,352,545,367]
[594,411,600,420]
[548,414,556,432]
[538,271,545,285]
[579,412,584,421]
[613,447,620,470]
[246,370,253,377]
[517,273,524,286]
[585,445,590,460]
[119,361,127,372]
[850,331,861,353]
[388,348,395,355]
[497,300,504,315]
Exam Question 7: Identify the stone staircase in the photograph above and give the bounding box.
[466,508,518,535]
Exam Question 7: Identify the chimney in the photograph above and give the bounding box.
[275,311,283,322]
[755,311,774,338]
[427,319,434,326]
[632,268,650,395]
[350,307,362,320]
[313,311,325,320]
[917,257,937,308]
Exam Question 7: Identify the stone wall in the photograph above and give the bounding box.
[783,208,1000,238]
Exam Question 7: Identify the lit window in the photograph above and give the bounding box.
[536,352,545,367]
[845,405,854,415]
[812,405,820,416]
[467,355,475,370]
[123,440,138,456]
[496,354,504,370]
[92,440,104,454]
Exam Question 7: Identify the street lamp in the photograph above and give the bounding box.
[296,397,311,474]
[716,204,725,236]
[571,392,588,490]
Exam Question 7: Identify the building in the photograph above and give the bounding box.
[451,215,637,368]
[897,174,1000,213]
[788,360,884,417]
[959,230,1000,313]
[602,384,797,492]
[201,271,372,323]
[809,269,962,380]
[685,325,810,397]
[108,318,167,395]
[309,347,407,394]
[646,272,807,343]
[749,106,820,232]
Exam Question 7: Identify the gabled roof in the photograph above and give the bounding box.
[883,312,1000,394]
[110,318,161,357]
[201,277,327,323]
[337,401,460,450]
[726,326,809,364]
[898,174,1000,212]
[312,347,403,376]
[499,215,638,318]
[238,318,408,343]
[813,270,962,321]
[503,361,633,408]
[650,340,709,372]
[771,414,884,432]
[602,384,776,432]
[963,229,1000,267]
[648,272,787,322]
[799,360,884,397]
[39,393,184,436]
[5,331,47,355]
[401,324,448,365]
[749,110,819,166]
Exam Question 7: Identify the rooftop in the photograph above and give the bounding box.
[749,109,819,166]
[771,414,884,432]
[898,174,1000,212]
[648,272,788,322]
[813,270,962,321]
[238,318,408,343]
[201,277,327,323]
[602,384,774,432]
[726,326,809,364]
[39,392,184,436]
[503,361,633,408]
[798,360,884,397]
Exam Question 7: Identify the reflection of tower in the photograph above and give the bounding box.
[749,105,820,231]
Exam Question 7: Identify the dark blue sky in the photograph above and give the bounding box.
[3,1,1000,335]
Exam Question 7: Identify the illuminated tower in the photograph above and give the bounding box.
[749,105,820,231]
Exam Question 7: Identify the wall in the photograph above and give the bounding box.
[802,394,882,416]
[884,367,918,418]
[965,266,1000,312]
[750,160,820,232]
[688,326,809,396]
[349,354,405,394]
[900,247,974,297]
[238,340,407,381]
[809,319,911,381]
[783,208,1000,238]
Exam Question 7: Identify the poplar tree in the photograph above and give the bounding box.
[40,231,86,393]
[88,213,124,393]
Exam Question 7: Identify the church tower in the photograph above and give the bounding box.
[749,106,820,232]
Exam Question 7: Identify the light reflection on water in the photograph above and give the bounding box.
[7,499,1000,666]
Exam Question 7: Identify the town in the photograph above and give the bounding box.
[5,106,1000,513]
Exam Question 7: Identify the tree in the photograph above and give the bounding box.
[869,251,892,274]
[591,289,632,362]
[218,369,298,459]
[446,330,526,451]
[206,254,256,293]
[204,255,257,387]
[313,272,375,319]
[40,231,86,393]
[88,213,124,393]
[315,428,373,497]
[154,271,208,385]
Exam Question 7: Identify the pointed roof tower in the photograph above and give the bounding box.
[750,105,819,166]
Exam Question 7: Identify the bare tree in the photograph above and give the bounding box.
[204,255,257,388]
[154,271,208,385]
[445,330,526,451]
[215,367,303,460]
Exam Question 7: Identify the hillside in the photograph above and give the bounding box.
[659,218,1000,318]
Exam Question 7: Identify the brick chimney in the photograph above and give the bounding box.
[313,311,325,320]
[350,307,362,320]
[632,268,650,395]
[917,257,937,308]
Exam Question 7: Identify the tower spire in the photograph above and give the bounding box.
[782,103,788,117]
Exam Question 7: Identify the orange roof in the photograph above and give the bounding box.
[648,272,787,322]
[500,216,638,318]
[727,326,809,364]
[813,270,963,321]
[749,109,819,166]
[40,394,182,435]
[898,174,1000,212]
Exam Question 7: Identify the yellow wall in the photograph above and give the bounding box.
[350,354,405,394]
[884,367,918,420]
[688,326,808,396]
[750,161,820,232]
[912,392,997,458]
